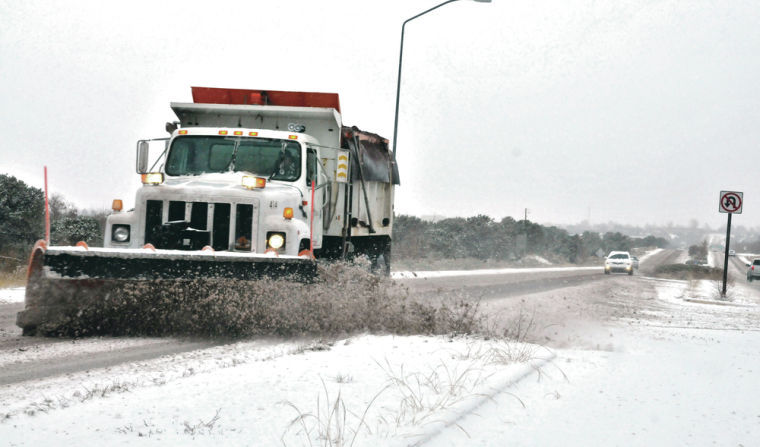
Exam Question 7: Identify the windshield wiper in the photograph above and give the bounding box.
[225,138,240,172]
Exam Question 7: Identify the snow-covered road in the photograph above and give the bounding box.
[2,253,759,446]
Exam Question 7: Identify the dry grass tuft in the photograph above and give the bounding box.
[653,263,722,280]
[183,408,222,436]
[283,337,535,445]
[281,378,387,447]
[0,267,25,288]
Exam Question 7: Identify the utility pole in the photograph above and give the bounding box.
[722,213,732,297]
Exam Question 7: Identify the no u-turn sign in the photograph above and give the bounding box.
[719,190,743,214]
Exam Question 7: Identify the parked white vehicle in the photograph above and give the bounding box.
[604,251,634,275]
[747,259,760,282]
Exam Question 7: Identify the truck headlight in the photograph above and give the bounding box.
[267,232,285,250]
[242,176,266,190]
[141,173,164,185]
[112,224,130,242]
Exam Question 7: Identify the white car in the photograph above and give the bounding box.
[604,251,634,275]
[747,259,760,282]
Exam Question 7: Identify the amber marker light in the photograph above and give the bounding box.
[249,132,258,136]
[178,130,188,135]
[283,207,294,219]
[141,173,164,185]
[234,130,243,136]
[288,135,298,140]
[219,130,228,135]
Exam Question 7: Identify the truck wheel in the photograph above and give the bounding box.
[382,242,391,277]
[369,240,391,276]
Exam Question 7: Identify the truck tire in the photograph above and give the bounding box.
[382,242,391,277]
[368,238,391,276]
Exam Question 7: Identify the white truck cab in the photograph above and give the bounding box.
[104,87,396,272]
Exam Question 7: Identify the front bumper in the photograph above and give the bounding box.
[37,245,316,281]
[605,264,633,273]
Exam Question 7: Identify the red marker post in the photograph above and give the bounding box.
[44,166,50,244]
[309,179,315,255]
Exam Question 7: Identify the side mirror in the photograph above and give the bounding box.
[136,141,149,174]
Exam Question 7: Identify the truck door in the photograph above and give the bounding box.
[306,147,329,249]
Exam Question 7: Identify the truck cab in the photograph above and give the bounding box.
[106,126,328,257]
[104,87,396,270]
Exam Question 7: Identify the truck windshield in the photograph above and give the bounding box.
[165,136,301,181]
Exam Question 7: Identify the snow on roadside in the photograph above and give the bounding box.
[393,248,661,280]
[628,277,758,331]
[4,267,758,445]
[707,250,718,267]
[384,277,760,446]
[525,255,552,265]
[392,266,598,280]
[0,335,541,446]
[430,325,760,447]
[652,277,752,306]
[0,287,24,304]
[738,254,753,265]
[673,250,689,264]
[636,247,662,264]
[0,338,301,420]
[0,337,169,369]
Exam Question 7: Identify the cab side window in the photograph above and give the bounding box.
[306,148,317,186]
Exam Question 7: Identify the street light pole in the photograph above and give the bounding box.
[390,0,491,172]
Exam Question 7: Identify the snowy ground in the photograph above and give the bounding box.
[0,287,24,304]
[392,266,599,280]
[1,333,545,446]
[2,261,759,446]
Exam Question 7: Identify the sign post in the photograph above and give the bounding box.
[719,190,743,297]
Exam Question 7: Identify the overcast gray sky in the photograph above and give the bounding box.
[2,0,759,228]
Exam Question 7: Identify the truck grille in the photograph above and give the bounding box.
[145,200,255,252]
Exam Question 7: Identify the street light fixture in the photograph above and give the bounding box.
[390,0,491,174]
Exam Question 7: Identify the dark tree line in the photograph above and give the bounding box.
[1,173,671,272]
[392,214,668,264]
[688,240,708,259]
[0,174,105,271]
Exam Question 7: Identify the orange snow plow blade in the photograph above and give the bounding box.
[16,241,316,336]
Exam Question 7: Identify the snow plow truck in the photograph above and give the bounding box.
[17,86,398,335]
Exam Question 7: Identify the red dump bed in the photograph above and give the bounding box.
[192,86,341,113]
